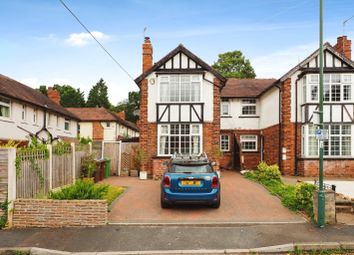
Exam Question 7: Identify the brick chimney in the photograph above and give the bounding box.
[142,37,153,72]
[117,111,125,120]
[47,87,61,104]
[334,36,351,60]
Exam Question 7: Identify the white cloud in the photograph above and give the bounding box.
[65,31,110,46]
[250,42,318,78]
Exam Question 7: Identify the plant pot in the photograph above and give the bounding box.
[120,168,129,177]
[130,169,139,177]
[139,171,147,180]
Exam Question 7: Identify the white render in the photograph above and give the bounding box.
[220,86,280,130]
[0,99,77,141]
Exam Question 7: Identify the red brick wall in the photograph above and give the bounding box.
[280,78,296,175]
[298,159,354,178]
[219,130,234,169]
[12,199,107,228]
[334,36,351,60]
[152,157,169,179]
[235,129,261,170]
[262,124,280,166]
[47,87,60,105]
[92,122,104,141]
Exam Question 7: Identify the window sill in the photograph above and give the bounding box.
[0,118,14,123]
[239,115,259,118]
[299,157,354,160]
[221,115,232,118]
[242,150,259,153]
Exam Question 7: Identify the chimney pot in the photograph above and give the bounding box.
[47,87,61,105]
[142,37,153,72]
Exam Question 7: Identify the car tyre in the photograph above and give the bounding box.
[160,194,170,209]
[211,194,220,209]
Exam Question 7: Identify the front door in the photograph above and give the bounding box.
[232,135,241,170]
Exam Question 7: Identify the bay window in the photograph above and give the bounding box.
[305,74,353,103]
[158,124,202,156]
[302,124,352,157]
[159,75,201,102]
[0,96,10,119]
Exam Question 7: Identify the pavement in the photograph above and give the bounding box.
[0,224,353,252]
[103,171,304,224]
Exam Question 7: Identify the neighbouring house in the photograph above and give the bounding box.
[0,74,78,143]
[136,35,354,178]
[66,107,139,141]
[219,78,280,171]
[135,37,226,178]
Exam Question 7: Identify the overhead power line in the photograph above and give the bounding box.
[58,0,135,81]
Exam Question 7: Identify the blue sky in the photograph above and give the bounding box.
[1,0,354,104]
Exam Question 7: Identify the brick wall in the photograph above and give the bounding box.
[92,122,104,141]
[0,150,8,217]
[262,124,280,166]
[219,130,234,169]
[280,78,296,175]
[13,199,107,228]
[298,159,354,177]
[152,157,168,179]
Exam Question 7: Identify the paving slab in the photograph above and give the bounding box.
[103,171,304,224]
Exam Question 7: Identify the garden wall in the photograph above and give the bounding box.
[0,149,9,217]
[12,199,107,228]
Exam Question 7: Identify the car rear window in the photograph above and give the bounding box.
[170,164,212,173]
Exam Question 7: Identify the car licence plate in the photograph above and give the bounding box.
[181,180,201,186]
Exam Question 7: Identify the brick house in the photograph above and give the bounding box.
[0,74,78,143]
[66,107,139,141]
[136,36,354,178]
[135,37,226,178]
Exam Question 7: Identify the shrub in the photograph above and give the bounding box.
[255,162,281,182]
[48,179,108,200]
[81,153,97,178]
[295,183,317,217]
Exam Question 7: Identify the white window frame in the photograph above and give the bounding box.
[221,99,231,116]
[157,123,203,156]
[240,135,258,152]
[241,99,257,116]
[158,75,202,103]
[220,135,230,151]
[21,104,27,121]
[33,109,37,124]
[302,124,353,158]
[306,74,353,103]
[64,118,70,131]
[0,96,11,120]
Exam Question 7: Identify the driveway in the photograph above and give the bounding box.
[103,171,305,224]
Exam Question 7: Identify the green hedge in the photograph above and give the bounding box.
[244,162,316,218]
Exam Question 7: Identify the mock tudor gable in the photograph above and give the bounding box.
[136,37,225,178]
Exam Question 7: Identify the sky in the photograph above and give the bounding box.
[1,0,354,104]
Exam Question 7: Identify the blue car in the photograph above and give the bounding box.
[160,154,220,208]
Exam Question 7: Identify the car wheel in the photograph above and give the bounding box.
[160,194,170,209]
[211,194,220,209]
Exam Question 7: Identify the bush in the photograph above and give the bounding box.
[81,153,97,178]
[48,179,108,200]
[295,183,316,217]
[255,161,281,182]
[244,162,317,218]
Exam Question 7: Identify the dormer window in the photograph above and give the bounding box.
[159,75,201,102]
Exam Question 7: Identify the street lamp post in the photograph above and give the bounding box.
[318,0,325,228]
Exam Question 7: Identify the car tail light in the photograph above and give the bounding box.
[163,175,171,188]
[212,176,219,189]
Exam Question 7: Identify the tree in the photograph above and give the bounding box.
[86,78,111,108]
[37,85,48,96]
[114,91,140,123]
[53,84,86,107]
[212,50,256,78]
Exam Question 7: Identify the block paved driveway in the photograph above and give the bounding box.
[103,171,305,224]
